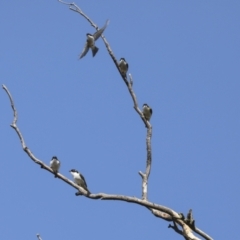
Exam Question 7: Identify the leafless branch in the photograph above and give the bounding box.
[2,84,89,196]
[150,208,172,221]
[169,220,204,240]
[2,84,211,240]
[182,223,201,240]
[168,221,186,238]
[58,0,152,202]
[2,84,168,212]
[57,2,213,239]
[3,1,213,240]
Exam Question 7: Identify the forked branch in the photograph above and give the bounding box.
[2,1,213,239]
[2,84,210,240]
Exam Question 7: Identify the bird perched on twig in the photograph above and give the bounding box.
[69,169,91,194]
[118,58,129,77]
[142,103,152,121]
[50,156,60,177]
[79,20,110,59]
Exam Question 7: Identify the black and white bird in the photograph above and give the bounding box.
[118,58,129,77]
[50,156,60,177]
[79,20,110,59]
[69,169,91,194]
[142,104,153,121]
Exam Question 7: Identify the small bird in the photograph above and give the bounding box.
[142,104,153,121]
[50,156,60,177]
[69,169,91,194]
[118,58,129,77]
[79,20,110,59]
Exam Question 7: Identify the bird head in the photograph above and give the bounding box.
[143,103,149,108]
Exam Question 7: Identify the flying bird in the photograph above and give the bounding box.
[50,156,60,177]
[79,20,110,59]
[142,104,152,121]
[118,58,129,77]
[69,169,91,194]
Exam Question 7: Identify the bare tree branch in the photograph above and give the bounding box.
[58,0,152,202]
[1,83,169,214]
[168,221,187,239]
[151,208,172,221]
[182,224,201,240]
[2,84,212,240]
[2,84,89,195]
[3,2,214,240]
[57,2,213,239]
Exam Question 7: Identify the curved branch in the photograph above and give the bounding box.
[151,208,172,221]
[3,2,213,240]
[2,84,211,240]
[0,86,172,218]
[58,0,152,202]
[168,221,187,239]
[55,3,213,239]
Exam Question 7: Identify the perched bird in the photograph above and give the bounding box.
[50,156,60,177]
[118,58,129,77]
[79,20,110,59]
[142,103,153,121]
[69,169,91,194]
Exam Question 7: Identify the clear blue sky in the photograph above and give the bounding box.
[1,1,239,239]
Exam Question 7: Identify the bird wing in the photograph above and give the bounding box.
[79,43,89,59]
[150,108,153,115]
[93,19,110,41]
[80,173,88,188]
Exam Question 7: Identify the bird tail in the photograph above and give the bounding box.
[91,46,99,57]
[54,171,58,178]
[122,72,127,78]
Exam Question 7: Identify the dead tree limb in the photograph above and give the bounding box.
[2,1,214,240]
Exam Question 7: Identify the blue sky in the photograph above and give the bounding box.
[1,1,239,239]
